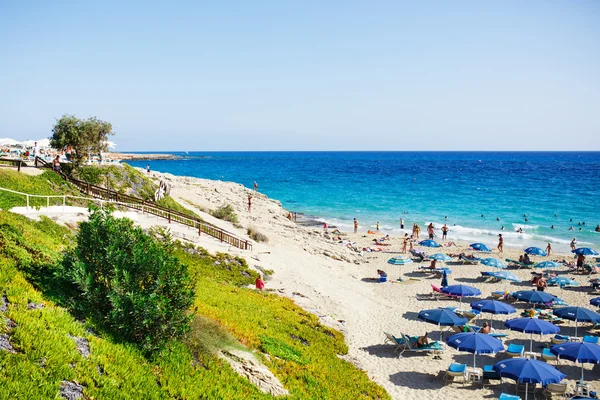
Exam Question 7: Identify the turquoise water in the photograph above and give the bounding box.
[128,152,600,253]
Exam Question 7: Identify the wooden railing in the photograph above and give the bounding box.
[34,157,252,250]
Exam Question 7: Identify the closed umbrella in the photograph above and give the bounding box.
[524,247,547,257]
[553,307,600,337]
[551,342,600,383]
[471,299,516,329]
[512,290,556,305]
[590,297,600,307]
[418,308,468,341]
[446,332,504,367]
[441,284,481,305]
[572,248,599,256]
[504,317,560,351]
[419,240,441,248]
[493,358,565,400]
[482,258,507,269]
[470,243,491,252]
[387,256,413,282]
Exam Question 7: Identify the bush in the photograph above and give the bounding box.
[210,204,238,223]
[247,226,268,243]
[60,206,195,354]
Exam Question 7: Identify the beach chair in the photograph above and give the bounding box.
[541,348,558,364]
[410,249,428,261]
[583,335,599,344]
[483,364,501,386]
[542,383,568,399]
[466,325,508,339]
[397,333,444,357]
[430,284,457,300]
[498,394,521,400]
[505,343,525,358]
[443,363,467,386]
[505,258,533,269]
[551,334,570,345]
[459,255,480,265]
[383,332,410,353]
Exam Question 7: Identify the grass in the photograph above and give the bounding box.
[0,170,390,399]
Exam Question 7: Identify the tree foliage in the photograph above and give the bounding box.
[61,207,195,353]
[50,114,114,169]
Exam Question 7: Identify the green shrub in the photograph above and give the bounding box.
[247,226,268,243]
[60,206,195,353]
[210,204,238,223]
[75,166,105,185]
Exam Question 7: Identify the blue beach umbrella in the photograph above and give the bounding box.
[572,248,599,256]
[553,307,600,337]
[470,243,491,252]
[471,299,516,329]
[482,258,507,269]
[590,297,600,307]
[419,240,441,248]
[493,358,565,400]
[490,271,521,283]
[429,253,452,261]
[534,261,561,269]
[512,290,556,305]
[551,342,600,383]
[387,256,413,282]
[547,276,578,288]
[505,317,560,351]
[524,247,547,257]
[446,332,504,367]
[418,308,467,340]
[441,284,481,304]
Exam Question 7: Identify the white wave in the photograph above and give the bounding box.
[512,223,540,230]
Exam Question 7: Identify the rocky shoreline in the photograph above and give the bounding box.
[113,153,182,161]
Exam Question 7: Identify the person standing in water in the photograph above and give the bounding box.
[497,234,504,253]
[254,181,258,192]
[441,224,449,240]
[376,221,380,232]
[570,238,577,251]
[400,218,404,229]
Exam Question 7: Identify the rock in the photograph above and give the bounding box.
[220,349,288,397]
[0,334,16,353]
[0,295,8,312]
[59,381,84,400]
[68,335,90,358]
[5,318,16,331]
[27,302,44,310]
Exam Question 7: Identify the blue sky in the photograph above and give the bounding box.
[1,1,598,151]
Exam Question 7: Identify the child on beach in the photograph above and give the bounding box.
[255,274,265,290]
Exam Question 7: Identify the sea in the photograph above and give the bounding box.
[127,152,600,253]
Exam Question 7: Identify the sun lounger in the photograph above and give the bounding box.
[498,394,521,400]
[465,324,508,339]
[417,266,452,276]
[542,383,567,398]
[505,258,534,269]
[506,343,525,358]
[551,334,570,345]
[483,364,502,386]
[459,255,481,265]
[398,333,444,357]
[383,332,414,353]
[410,249,428,261]
[443,363,467,385]
[583,335,599,344]
[541,348,558,364]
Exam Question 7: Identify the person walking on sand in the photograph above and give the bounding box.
[415,224,421,239]
[323,222,328,233]
[400,218,404,229]
[402,233,409,253]
[254,181,258,192]
[353,218,358,233]
[247,195,252,213]
[497,234,504,253]
[376,221,380,232]
[441,224,449,240]
[546,242,552,256]
[427,223,435,240]
[570,238,577,251]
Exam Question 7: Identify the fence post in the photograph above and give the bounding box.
[87,183,90,196]
[141,200,144,214]
[115,192,118,202]
[35,157,38,168]
[168,208,171,223]
[220,231,223,242]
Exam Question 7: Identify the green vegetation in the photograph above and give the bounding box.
[247,226,269,243]
[50,114,114,169]
[60,207,195,354]
[211,203,239,223]
[0,170,389,399]
[74,163,155,200]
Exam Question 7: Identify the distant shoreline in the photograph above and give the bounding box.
[114,152,182,161]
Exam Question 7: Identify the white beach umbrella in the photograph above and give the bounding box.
[37,139,51,148]
[22,140,37,147]
[103,140,117,149]
[0,138,22,146]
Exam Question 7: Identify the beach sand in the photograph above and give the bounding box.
[143,169,599,399]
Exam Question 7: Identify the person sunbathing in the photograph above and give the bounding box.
[416,332,430,348]
[443,241,457,247]
[372,239,390,246]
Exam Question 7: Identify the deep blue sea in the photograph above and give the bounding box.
[127,152,600,253]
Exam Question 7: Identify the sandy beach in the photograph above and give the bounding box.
[141,168,599,399]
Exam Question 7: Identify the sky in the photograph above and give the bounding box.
[1,1,599,151]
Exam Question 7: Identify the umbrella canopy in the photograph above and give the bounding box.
[441,284,481,298]
[534,261,561,269]
[482,258,507,269]
[446,332,504,367]
[590,297,600,307]
[505,317,560,351]
[387,256,413,265]
[553,306,600,337]
[471,300,516,315]
[418,308,468,327]
[512,290,556,305]
[419,240,441,248]
[470,243,491,252]
[524,247,547,256]
[429,253,452,261]
[551,342,600,382]
[572,248,599,256]
[493,358,565,400]
[490,271,521,282]
[0,138,22,146]
[547,277,578,287]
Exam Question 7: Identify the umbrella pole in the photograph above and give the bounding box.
[530,332,533,352]
[439,323,442,342]
[473,352,476,368]
[581,363,584,384]
[525,382,528,400]
[575,319,578,338]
